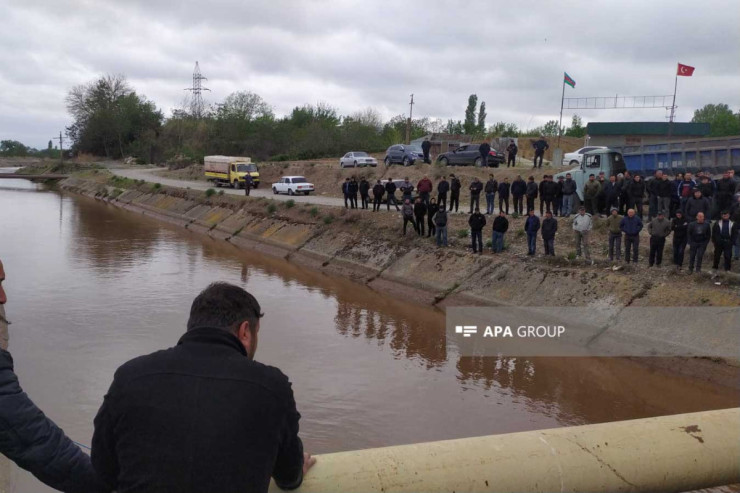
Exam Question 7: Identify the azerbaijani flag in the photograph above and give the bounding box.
[564,72,576,88]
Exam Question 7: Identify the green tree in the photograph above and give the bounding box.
[463,94,478,134]
[489,121,520,137]
[565,114,586,137]
[0,140,29,156]
[477,102,487,133]
[691,103,740,137]
[445,119,464,135]
[66,74,163,160]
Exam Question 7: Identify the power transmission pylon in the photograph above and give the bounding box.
[184,61,210,118]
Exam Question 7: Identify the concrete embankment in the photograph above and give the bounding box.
[58,177,740,384]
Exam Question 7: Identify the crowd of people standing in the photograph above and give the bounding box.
[341,168,740,274]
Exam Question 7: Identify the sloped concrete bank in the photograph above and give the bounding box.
[58,177,740,386]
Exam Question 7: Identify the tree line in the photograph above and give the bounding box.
[2,74,737,162]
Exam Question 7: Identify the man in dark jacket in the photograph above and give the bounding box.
[402,199,417,234]
[602,175,619,214]
[498,178,510,215]
[491,211,509,253]
[348,177,359,209]
[655,173,673,219]
[437,176,450,209]
[715,171,736,217]
[540,175,558,215]
[468,208,486,253]
[427,198,439,238]
[413,197,427,236]
[619,209,643,263]
[554,176,564,216]
[683,188,711,221]
[385,178,400,211]
[687,212,711,273]
[524,210,541,255]
[511,175,526,215]
[561,173,577,217]
[449,174,461,213]
[469,177,483,214]
[525,176,538,214]
[400,177,414,203]
[0,260,106,493]
[671,211,689,271]
[92,283,314,493]
[647,211,672,267]
[484,174,498,214]
[532,136,549,168]
[479,141,491,168]
[244,173,253,196]
[359,178,370,210]
[583,174,601,216]
[372,180,385,212]
[421,138,432,164]
[342,178,351,208]
[541,211,558,256]
[627,175,646,219]
[712,211,737,272]
[506,140,518,167]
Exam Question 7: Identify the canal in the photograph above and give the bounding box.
[1,172,738,491]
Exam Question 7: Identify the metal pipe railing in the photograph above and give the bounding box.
[273,408,740,493]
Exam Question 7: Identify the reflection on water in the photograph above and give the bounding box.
[1,173,738,492]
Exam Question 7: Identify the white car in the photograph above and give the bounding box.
[562,146,607,167]
[272,176,315,195]
[339,151,378,168]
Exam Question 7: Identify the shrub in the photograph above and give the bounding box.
[285,199,296,208]
[456,229,469,238]
[567,251,577,260]
[485,239,492,248]
[205,188,216,197]
[110,188,124,199]
[267,203,277,214]
[152,182,161,190]
[322,215,334,224]
[511,212,520,219]
[217,189,225,196]
[310,207,319,217]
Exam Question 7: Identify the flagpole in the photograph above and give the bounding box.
[669,68,678,123]
[558,75,565,149]
[668,65,678,139]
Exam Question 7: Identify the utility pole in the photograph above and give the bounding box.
[53,131,64,166]
[185,61,210,119]
[405,94,414,145]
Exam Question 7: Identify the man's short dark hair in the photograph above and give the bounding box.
[187,282,263,334]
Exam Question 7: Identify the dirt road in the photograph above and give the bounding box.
[112,167,347,208]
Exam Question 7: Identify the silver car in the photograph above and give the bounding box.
[340,151,378,168]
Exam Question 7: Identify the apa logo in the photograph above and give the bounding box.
[455,325,478,338]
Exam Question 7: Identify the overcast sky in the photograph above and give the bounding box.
[1,0,738,148]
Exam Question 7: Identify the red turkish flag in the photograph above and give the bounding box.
[677,63,695,76]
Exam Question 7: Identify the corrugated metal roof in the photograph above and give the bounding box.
[586,122,710,136]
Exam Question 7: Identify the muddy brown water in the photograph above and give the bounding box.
[1,172,738,492]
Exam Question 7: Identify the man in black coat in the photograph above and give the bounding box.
[449,174,462,213]
[671,211,689,271]
[437,176,450,210]
[342,178,351,208]
[421,138,432,164]
[506,140,518,168]
[511,175,527,215]
[687,212,711,273]
[469,177,483,214]
[468,208,486,253]
[541,211,558,256]
[92,283,315,493]
[385,178,400,211]
[0,260,106,493]
[372,179,385,212]
[359,178,370,209]
[711,210,738,272]
[348,177,359,209]
[532,136,549,169]
[498,178,510,215]
[479,142,491,168]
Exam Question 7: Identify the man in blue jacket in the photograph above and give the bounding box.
[0,259,106,493]
[620,209,644,263]
[524,210,541,255]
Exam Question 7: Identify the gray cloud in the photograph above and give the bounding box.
[1,0,738,148]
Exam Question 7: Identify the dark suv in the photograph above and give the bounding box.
[436,144,504,167]
[384,144,424,166]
